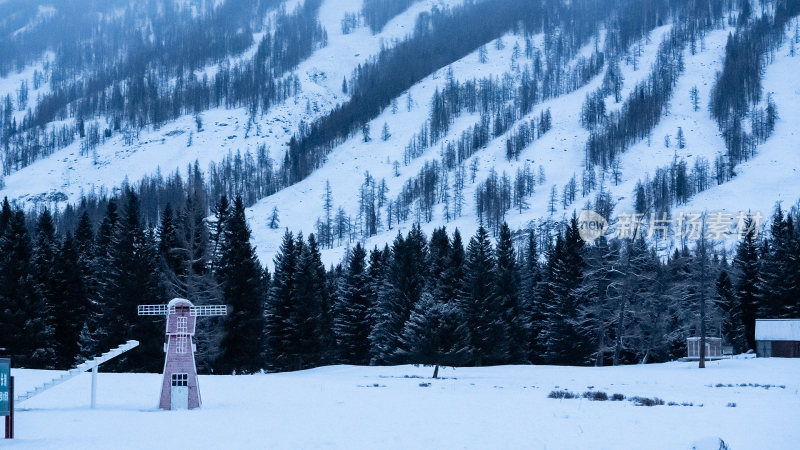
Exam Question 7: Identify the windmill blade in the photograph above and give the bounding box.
[138,304,169,316]
[190,305,228,316]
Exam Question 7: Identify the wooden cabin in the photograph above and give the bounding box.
[755,319,800,358]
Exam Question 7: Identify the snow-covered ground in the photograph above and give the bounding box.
[7,357,799,449]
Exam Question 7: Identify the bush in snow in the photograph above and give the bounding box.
[629,396,664,407]
[582,391,609,401]
[548,390,577,399]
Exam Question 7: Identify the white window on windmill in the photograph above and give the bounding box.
[177,316,188,333]
[176,316,189,354]
[177,335,188,354]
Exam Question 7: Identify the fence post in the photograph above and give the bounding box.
[91,366,98,409]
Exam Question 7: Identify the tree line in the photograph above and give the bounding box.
[3,184,798,374]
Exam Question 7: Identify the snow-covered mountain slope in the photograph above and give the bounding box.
[0,0,464,204]
[680,33,800,214]
[246,18,800,268]
[1,2,798,269]
[11,357,800,449]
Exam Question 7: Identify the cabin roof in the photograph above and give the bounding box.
[755,319,800,341]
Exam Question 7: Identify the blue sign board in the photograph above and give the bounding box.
[0,358,9,416]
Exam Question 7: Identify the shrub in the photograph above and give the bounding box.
[629,396,664,407]
[611,393,625,401]
[582,391,609,401]
[548,390,577,399]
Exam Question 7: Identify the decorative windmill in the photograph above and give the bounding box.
[138,298,227,410]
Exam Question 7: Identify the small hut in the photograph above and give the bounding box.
[755,319,800,358]
[686,337,723,360]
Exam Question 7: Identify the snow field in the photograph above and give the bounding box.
[7,357,800,449]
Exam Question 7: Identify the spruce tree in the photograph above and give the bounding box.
[542,217,587,365]
[217,196,266,374]
[51,234,90,368]
[105,191,164,372]
[717,270,745,353]
[29,209,58,368]
[334,243,371,364]
[0,210,51,368]
[399,228,468,373]
[74,211,98,361]
[266,231,298,371]
[158,203,184,297]
[522,230,546,363]
[82,201,119,359]
[463,226,507,365]
[756,207,798,318]
[288,233,328,369]
[0,197,11,235]
[575,236,617,366]
[398,291,466,377]
[494,223,528,363]
[370,226,427,364]
[734,215,760,350]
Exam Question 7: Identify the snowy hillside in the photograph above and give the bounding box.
[0,0,465,210]
[0,0,798,271]
[10,357,800,449]
[246,15,800,268]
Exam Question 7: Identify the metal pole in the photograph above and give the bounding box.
[91,366,98,409]
[5,376,13,439]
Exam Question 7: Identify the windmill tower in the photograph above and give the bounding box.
[138,298,227,410]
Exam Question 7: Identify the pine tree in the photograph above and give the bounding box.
[0,197,11,236]
[217,196,266,374]
[74,211,98,361]
[398,228,468,375]
[51,233,90,368]
[269,206,280,229]
[690,86,700,111]
[463,226,507,365]
[288,233,329,369]
[734,215,760,350]
[29,209,58,368]
[541,217,587,365]
[369,226,427,364]
[333,243,372,364]
[210,195,230,271]
[677,127,686,149]
[266,231,298,370]
[494,223,528,363]
[381,122,391,141]
[522,230,546,362]
[755,206,798,319]
[158,203,185,297]
[398,291,466,377]
[0,210,52,368]
[717,270,745,353]
[82,202,119,359]
[105,191,164,372]
[575,237,617,366]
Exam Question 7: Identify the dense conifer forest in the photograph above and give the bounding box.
[1,187,797,373]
